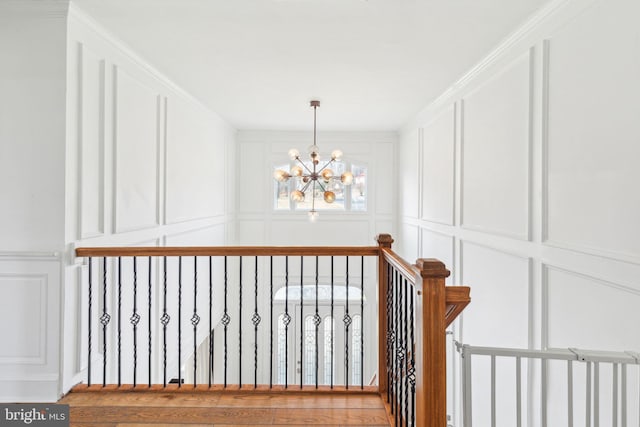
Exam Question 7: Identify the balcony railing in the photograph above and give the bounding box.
[74,234,470,427]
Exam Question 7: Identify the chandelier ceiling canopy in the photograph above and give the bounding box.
[274,100,353,221]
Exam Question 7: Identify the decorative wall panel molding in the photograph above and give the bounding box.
[78,43,105,239]
[544,264,640,350]
[113,67,160,233]
[421,105,455,226]
[460,51,532,241]
[460,241,531,348]
[544,0,640,263]
[0,274,47,364]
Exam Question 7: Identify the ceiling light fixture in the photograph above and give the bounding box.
[274,100,353,221]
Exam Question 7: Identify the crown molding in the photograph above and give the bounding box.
[402,0,576,133]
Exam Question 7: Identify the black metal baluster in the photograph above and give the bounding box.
[284,256,290,389]
[392,270,400,425]
[386,264,393,405]
[409,279,416,427]
[398,276,404,425]
[87,257,93,386]
[391,268,397,416]
[101,257,109,387]
[330,256,334,389]
[147,256,152,388]
[360,256,364,390]
[117,256,122,387]
[222,256,229,388]
[161,257,169,387]
[269,256,274,389]
[131,257,139,387]
[178,256,182,388]
[299,256,304,389]
[192,256,200,388]
[253,256,261,388]
[344,256,351,389]
[404,277,409,427]
[239,256,243,388]
[208,256,213,388]
[314,256,320,388]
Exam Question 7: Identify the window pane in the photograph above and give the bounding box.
[352,315,362,385]
[351,164,367,211]
[323,316,334,385]
[274,164,291,210]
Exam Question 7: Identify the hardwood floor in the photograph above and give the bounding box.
[59,389,391,426]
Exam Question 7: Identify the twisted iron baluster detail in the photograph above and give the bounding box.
[87,257,92,387]
[192,257,200,388]
[284,256,290,389]
[386,264,393,404]
[269,256,274,389]
[101,257,109,387]
[131,257,139,387]
[161,257,169,387]
[147,256,152,388]
[344,256,350,389]
[222,256,229,388]
[330,256,334,389]
[409,278,416,427]
[253,256,261,388]
[117,256,122,387]
[314,256,320,388]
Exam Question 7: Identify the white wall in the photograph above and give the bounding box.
[236,130,395,246]
[398,0,640,424]
[0,1,68,402]
[0,2,236,401]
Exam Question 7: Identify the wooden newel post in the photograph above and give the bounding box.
[414,258,449,427]
[375,234,394,398]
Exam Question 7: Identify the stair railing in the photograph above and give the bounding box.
[74,234,470,427]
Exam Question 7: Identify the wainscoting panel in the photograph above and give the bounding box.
[165,94,227,224]
[421,105,455,225]
[545,0,640,262]
[398,129,420,219]
[79,43,105,239]
[0,256,61,401]
[545,265,640,350]
[461,51,531,240]
[113,67,159,233]
[460,241,530,348]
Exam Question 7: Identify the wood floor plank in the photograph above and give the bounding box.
[71,407,274,425]
[61,392,221,407]
[272,408,389,425]
[215,392,384,409]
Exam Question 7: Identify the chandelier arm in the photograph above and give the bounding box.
[316,158,335,174]
[295,157,314,175]
[300,180,313,193]
[316,180,327,192]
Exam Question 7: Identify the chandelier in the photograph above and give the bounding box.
[273,100,353,221]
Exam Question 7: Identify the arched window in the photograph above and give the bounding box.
[304,316,316,385]
[323,316,334,385]
[351,315,362,385]
[277,314,287,384]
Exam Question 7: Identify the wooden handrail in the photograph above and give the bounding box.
[76,246,381,257]
[380,247,419,283]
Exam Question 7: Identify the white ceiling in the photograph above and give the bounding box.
[71,0,549,131]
